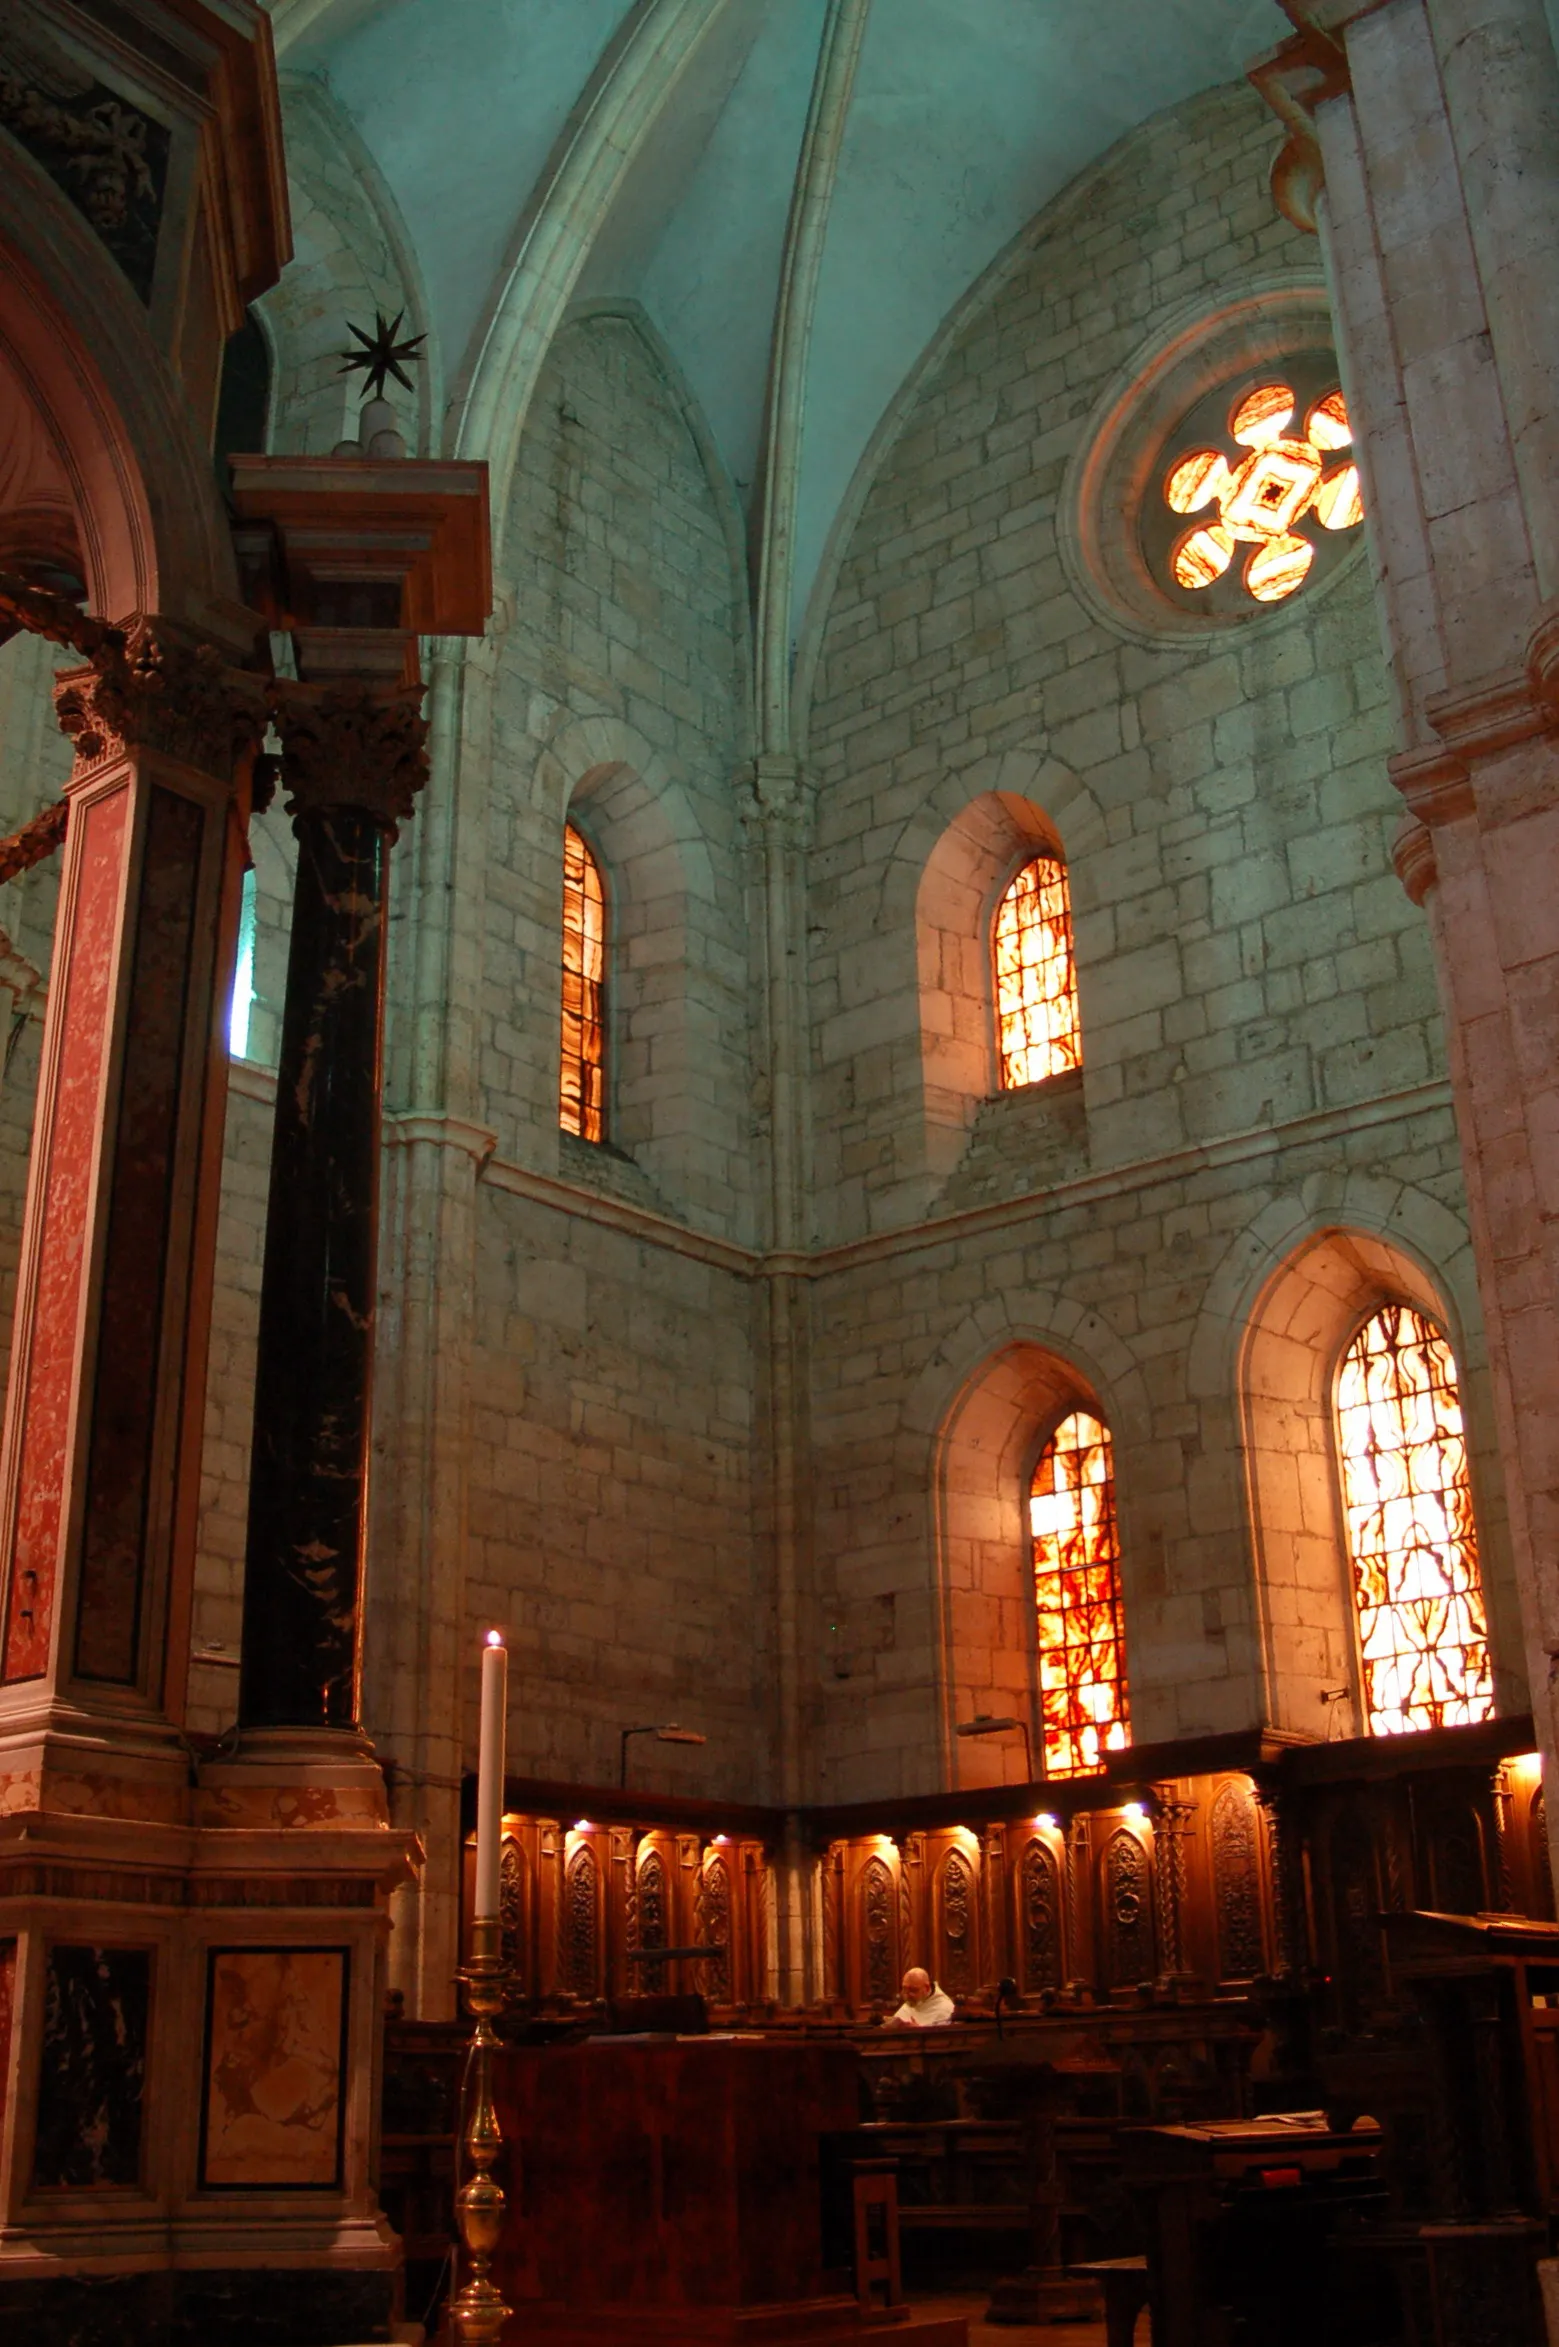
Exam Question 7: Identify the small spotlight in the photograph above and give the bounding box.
[1037,1813,1059,1832]
[573,1819,592,1832]
[1125,1801,1147,1823]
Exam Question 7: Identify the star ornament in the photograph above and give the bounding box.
[1164,382,1364,605]
[338,310,427,401]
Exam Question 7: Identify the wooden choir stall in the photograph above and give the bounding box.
[379,1719,1559,2343]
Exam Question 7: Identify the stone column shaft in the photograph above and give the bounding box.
[238,679,427,1737]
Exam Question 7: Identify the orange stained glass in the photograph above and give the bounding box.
[994,855,1081,1090]
[559,822,606,1142]
[1031,1411,1131,1779]
[1165,378,1363,607]
[1335,1303,1494,1738]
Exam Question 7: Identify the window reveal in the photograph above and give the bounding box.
[994,855,1081,1091]
[559,823,605,1141]
[1335,1303,1493,1737]
[1031,1411,1130,1778]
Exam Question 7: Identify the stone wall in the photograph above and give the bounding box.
[799,81,1517,1799]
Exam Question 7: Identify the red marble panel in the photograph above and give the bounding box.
[0,1939,14,2133]
[3,784,128,1681]
[200,1946,349,2189]
[76,783,205,1684]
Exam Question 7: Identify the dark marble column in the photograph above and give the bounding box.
[239,680,428,1733]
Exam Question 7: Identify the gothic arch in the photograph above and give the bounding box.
[1229,1216,1515,1734]
[0,192,233,622]
[911,1301,1151,1785]
[531,715,749,1235]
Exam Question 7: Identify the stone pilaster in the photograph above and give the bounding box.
[1256,0,1559,1896]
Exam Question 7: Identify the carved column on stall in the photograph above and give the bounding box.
[983,1825,1010,1989]
[1149,1787,1197,1984]
[1254,1779,1307,1978]
[1255,0,1559,1899]
[1066,1812,1093,1996]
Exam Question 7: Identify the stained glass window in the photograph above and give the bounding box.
[559,822,605,1142]
[994,856,1081,1090]
[1335,1304,1494,1738]
[1164,380,1364,607]
[1031,1411,1130,1778]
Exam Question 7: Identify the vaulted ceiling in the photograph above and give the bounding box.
[269,0,1290,683]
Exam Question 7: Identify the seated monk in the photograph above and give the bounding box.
[889,1966,956,2027]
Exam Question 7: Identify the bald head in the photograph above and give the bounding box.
[901,1968,932,2002]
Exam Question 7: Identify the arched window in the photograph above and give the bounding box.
[1030,1410,1130,1778]
[994,854,1081,1090]
[559,822,606,1141]
[1335,1303,1493,1737]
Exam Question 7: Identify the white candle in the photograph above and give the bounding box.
[474,1630,507,1920]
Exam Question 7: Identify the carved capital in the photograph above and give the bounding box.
[53,617,266,783]
[739,753,810,846]
[270,677,429,830]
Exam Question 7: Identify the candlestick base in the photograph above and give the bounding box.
[449,1918,511,2346]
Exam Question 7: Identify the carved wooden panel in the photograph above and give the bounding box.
[561,1844,600,1998]
[1211,1781,1265,1981]
[1424,1800,1488,1918]
[637,1847,669,1992]
[1327,1801,1385,2017]
[1101,1827,1155,1990]
[861,1857,896,2004]
[695,1856,731,2000]
[1020,1837,1063,1991]
[939,1850,975,1995]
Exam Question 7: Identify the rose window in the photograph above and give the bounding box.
[1162,381,1363,607]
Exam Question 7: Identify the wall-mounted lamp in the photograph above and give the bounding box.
[620,1722,707,1787]
[1124,1801,1148,1825]
[956,1713,1033,1779]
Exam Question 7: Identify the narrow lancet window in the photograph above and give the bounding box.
[559,823,606,1142]
[1031,1410,1130,1778]
[994,855,1081,1090]
[1335,1303,1494,1737]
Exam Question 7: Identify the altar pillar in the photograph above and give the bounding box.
[238,677,428,1744]
[1255,1,1559,1889]
[0,611,260,1809]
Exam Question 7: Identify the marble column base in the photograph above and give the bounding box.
[0,1770,421,2342]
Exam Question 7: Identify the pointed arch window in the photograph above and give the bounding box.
[560,823,606,1141]
[1031,1410,1130,1778]
[994,854,1081,1090]
[1335,1303,1494,1737]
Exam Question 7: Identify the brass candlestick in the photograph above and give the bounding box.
[449,1915,510,2345]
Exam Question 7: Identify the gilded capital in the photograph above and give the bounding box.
[53,616,267,783]
[270,676,430,831]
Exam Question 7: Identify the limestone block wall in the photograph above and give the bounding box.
[463,1191,765,1792]
[458,304,766,1796]
[484,305,754,1239]
[798,81,1518,1799]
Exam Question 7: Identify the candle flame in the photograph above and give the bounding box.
[485,1629,504,1648]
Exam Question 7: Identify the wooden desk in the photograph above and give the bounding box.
[488,2037,968,2343]
[1122,2113,1386,2347]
